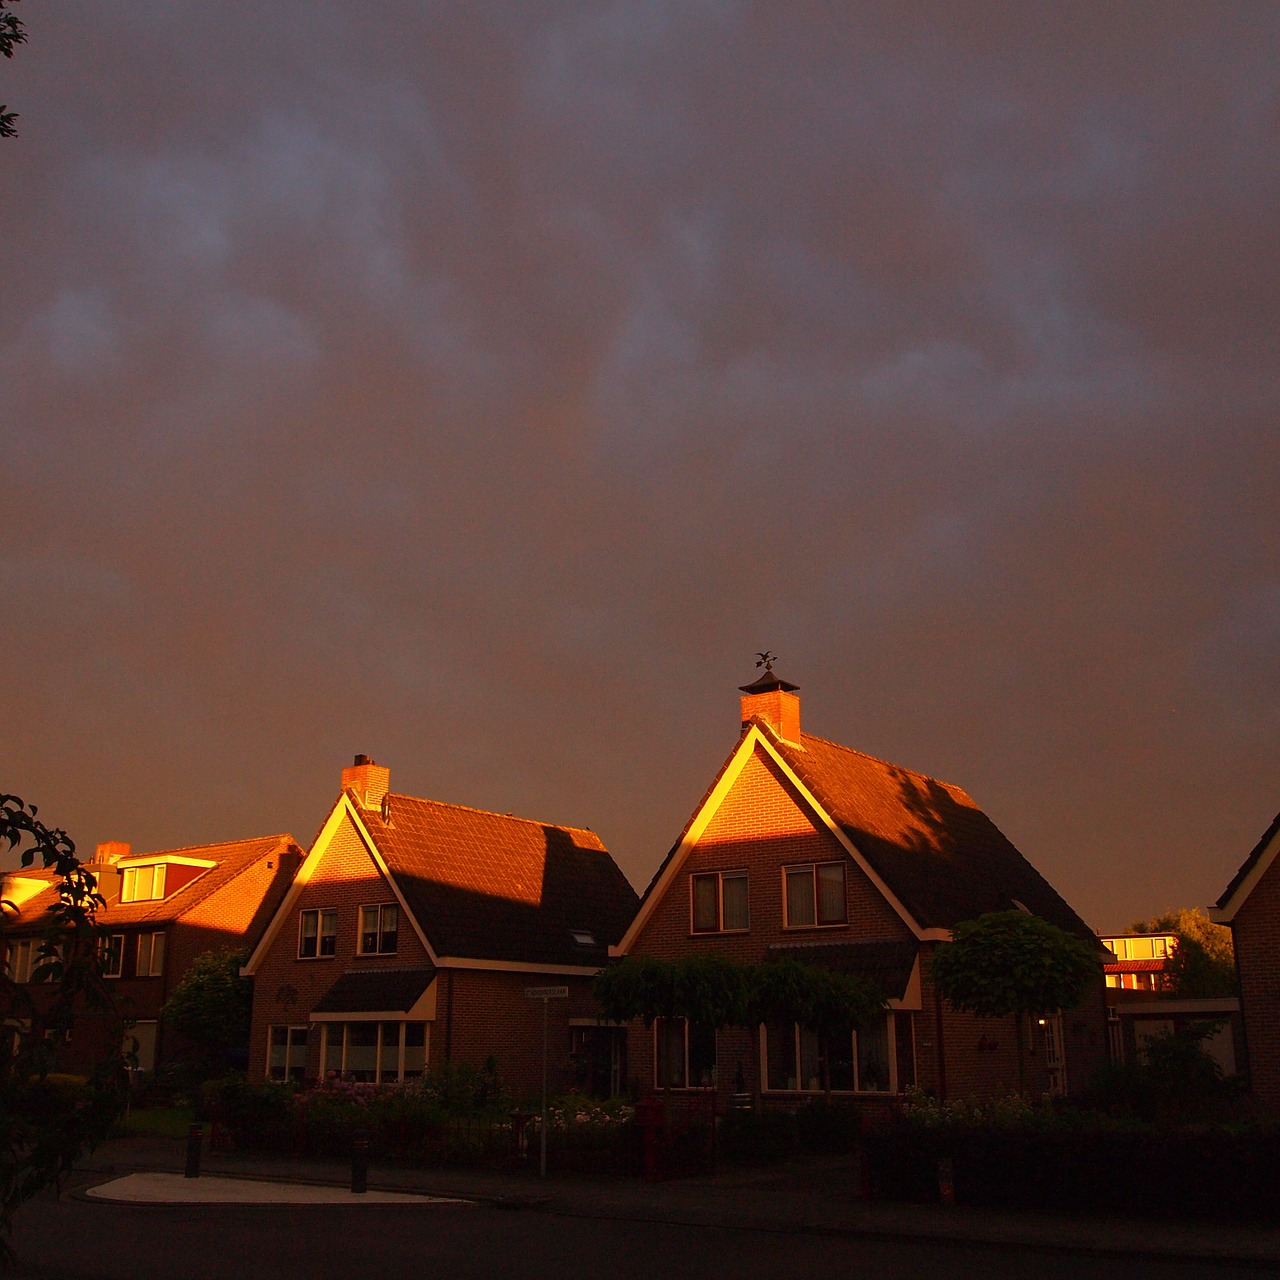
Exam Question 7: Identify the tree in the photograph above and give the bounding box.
[0,795,127,1263]
[930,910,1102,1094]
[1,0,27,140]
[161,949,252,1066]
[1129,907,1237,999]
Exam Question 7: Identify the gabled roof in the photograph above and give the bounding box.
[1,835,298,932]
[363,794,638,967]
[1213,809,1280,922]
[628,718,1096,945]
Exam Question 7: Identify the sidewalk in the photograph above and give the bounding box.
[74,1135,1280,1266]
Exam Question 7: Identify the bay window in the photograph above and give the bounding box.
[320,1021,427,1082]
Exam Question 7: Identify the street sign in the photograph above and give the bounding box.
[524,985,569,1000]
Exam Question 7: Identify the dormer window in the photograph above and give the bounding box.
[121,864,166,903]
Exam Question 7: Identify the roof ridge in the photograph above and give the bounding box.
[767,722,970,798]
[126,833,293,860]
[385,792,601,842]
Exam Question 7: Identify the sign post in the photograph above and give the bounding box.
[525,985,569,1177]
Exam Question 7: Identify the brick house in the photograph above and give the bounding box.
[1212,809,1280,1113]
[1,834,302,1073]
[242,757,639,1101]
[614,668,1109,1107]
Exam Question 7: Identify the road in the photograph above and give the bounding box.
[8,1189,1266,1280]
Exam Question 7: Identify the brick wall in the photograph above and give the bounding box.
[1234,855,1280,1114]
[249,808,434,1078]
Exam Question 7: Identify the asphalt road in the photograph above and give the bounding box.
[8,1190,1269,1280]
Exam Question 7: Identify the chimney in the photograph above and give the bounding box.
[342,754,391,810]
[739,660,801,746]
[86,842,128,905]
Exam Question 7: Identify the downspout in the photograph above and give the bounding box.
[933,981,948,1101]
[444,969,454,1063]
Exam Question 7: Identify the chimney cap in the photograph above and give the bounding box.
[353,753,373,766]
[739,650,799,694]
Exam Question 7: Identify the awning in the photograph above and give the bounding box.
[311,966,437,1022]
[766,939,919,1003]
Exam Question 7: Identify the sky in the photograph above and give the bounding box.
[2,2,1277,932]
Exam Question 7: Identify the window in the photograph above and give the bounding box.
[121,864,166,903]
[321,1021,427,1082]
[268,1025,311,1082]
[654,1017,716,1089]
[783,862,846,927]
[99,934,124,978]
[136,932,165,977]
[7,938,34,983]
[358,904,398,955]
[298,908,338,959]
[764,1017,895,1093]
[691,871,749,933]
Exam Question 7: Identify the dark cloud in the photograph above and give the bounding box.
[2,1,1277,927]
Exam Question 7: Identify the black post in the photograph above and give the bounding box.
[184,1124,203,1179]
[351,1128,369,1194]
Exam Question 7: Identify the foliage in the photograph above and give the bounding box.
[0,795,127,1264]
[161,949,252,1061]
[594,953,884,1034]
[0,0,26,139]
[719,1108,800,1164]
[930,911,1101,1019]
[1081,1023,1244,1123]
[1129,907,1237,998]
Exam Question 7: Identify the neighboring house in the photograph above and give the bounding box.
[614,668,1109,1106]
[1212,809,1280,1113]
[1100,932,1177,992]
[1,834,302,1073]
[243,756,639,1101]
[1098,931,1244,1078]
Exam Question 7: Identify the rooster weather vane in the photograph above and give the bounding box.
[755,651,777,676]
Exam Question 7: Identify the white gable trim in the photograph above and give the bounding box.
[616,726,929,954]
[242,796,439,975]
[1212,821,1280,923]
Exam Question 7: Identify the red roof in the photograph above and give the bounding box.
[360,794,639,966]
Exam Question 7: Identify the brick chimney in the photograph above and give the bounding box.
[739,662,801,746]
[93,841,130,865]
[342,754,391,810]
[86,842,129,904]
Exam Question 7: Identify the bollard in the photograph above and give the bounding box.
[351,1128,369,1195]
[937,1156,955,1206]
[185,1124,203,1179]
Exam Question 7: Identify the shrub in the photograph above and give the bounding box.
[719,1109,799,1165]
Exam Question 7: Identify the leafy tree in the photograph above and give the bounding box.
[1,0,27,140]
[161,949,252,1066]
[930,910,1102,1094]
[1129,907,1237,998]
[0,795,127,1263]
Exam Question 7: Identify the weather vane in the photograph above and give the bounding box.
[755,651,777,675]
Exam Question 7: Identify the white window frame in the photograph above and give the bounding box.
[267,1024,311,1081]
[320,1020,428,1082]
[357,903,399,956]
[7,938,34,983]
[653,1017,717,1091]
[690,870,749,934]
[762,1016,898,1094]
[136,931,165,977]
[782,861,848,928]
[121,863,167,903]
[298,908,339,959]
[99,934,124,979]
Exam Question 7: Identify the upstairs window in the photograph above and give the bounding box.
[121,864,166,903]
[137,931,165,977]
[99,934,124,979]
[298,908,338,959]
[783,862,847,927]
[358,904,398,956]
[691,871,749,933]
[7,938,34,983]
